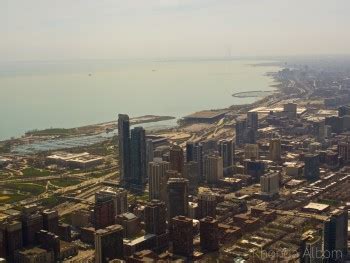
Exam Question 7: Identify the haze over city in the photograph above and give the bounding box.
[1,0,350,61]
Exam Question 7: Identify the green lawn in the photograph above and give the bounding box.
[0,194,27,204]
[22,167,51,177]
[40,195,61,208]
[50,178,81,187]
[4,183,45,195]
[26,128,71,136]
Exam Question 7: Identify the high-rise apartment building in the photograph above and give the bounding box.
[167,178,189,219]
[148,160,170,201]
[130,127,147,187]
[269,138,281,161]
[95,224,124,263]
[169,145,184,174]
[203,154,223,184]
[200,217,219,252]
[218,139,235,175]
[171,216,193,258]
[118,114,131,185]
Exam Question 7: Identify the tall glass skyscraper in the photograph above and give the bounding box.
[118,114,131,186]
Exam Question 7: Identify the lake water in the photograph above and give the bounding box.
[0,59,280,140]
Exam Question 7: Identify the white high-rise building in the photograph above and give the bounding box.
[260,172,279,196]
[148,160,170,201]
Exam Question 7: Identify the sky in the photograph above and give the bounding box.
[1,0,350,61]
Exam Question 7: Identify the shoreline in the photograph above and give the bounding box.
[0,63,283,154]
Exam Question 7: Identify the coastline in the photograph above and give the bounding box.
[0,62,283,154]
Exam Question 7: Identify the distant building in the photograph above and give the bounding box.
[269,138,281,161]
[283,103,297,118]
[36,230,60,261]
[4,221,23,262]
[96,187,128,216]
[218,139,235,175]
[204,154,223,184]
[94,192,115,230]
[184,161,199,194]
[144,200,166,235]
[300,230,322,263]
[243,159,265,179]
[95,224,124,263]
[323,209,348,262]
[14,247,53,263]
[304,154,320,181]
[118,114,131,186]
[21,210,43,247]
[197,192,217,219]
[130,127,147,188]
[186,142,204,180]
[338,105,350,117]
[338,141,350,164]
[200,217,219,252]
[244,144,259,160]
[171,216,193,258]
[169,145,184,174]
[260,172,279,196]
[46,152,103,169]
[148,160,170,201]
[42,209,59,235]
[247,111,259,131]
[235,119,247,146]
[116,213,141,238]
[167,178,189,219]
[146,139,154,166]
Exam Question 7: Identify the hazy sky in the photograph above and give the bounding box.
[1,0,350,61]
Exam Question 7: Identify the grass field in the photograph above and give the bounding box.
[4,183,45,195]
[50,178,81,187]
[22,167,51,177]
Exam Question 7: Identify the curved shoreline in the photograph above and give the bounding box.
[232,90,276,98]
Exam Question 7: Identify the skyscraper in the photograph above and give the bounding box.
[94,193,116,230]
[95,224,124,263]
[144,200,166,235]
[200,217,219,252]
[203,154,223,184]
[235,119,247,146]
[247,111,259,131]
[146,139,154,166]
[148,160,170,201]
[323,209,348,262]
[283,103,297,118]
[171,216,193,258]
[304,154,320,181]
[21,212,43,247]
[338,141,350,164]
[42,209,59,235]
[197,192,217,219]
[4,221,23,263]
[269,138,281,161]
[96,187,128,216]
[167,178,189,219]
[244,144,259,160]
[184,161,199,194]
[260,172,280,196]
[186,142,204,181]
[169,145,184,174]
[118,114,131,186]
[130,126,147,187]
[300,230,322,263]
[218,139,235,175]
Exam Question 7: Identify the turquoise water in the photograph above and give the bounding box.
[0,59,280,140]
